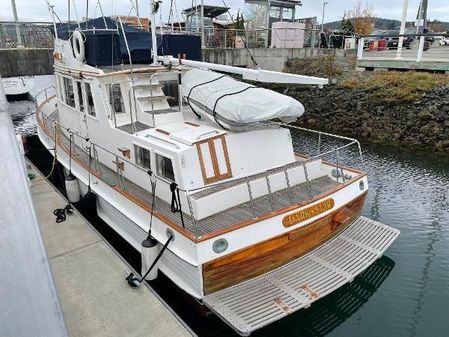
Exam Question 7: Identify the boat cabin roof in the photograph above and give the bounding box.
[135,122,226,151]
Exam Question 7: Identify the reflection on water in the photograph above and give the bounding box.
[18,77,449,337]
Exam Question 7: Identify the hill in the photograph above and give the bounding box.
[323,17,449,32]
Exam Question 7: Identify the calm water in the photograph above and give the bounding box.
[16,76,449,337]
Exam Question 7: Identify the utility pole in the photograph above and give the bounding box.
[321,1,328,33]
[10,0,23,47]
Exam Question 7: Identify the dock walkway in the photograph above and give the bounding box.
[29,163,192,337]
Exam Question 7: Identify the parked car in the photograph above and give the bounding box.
[440,37,449,45]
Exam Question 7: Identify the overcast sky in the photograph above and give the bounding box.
[2,0,449,24]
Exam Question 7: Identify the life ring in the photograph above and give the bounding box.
[72,29,85,62]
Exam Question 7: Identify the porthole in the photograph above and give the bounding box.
[359,180,365,191]
[166,228,175,241]
[213,238,229,254]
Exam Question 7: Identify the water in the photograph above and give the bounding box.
[8,75,54,136]
[17,77,449,337]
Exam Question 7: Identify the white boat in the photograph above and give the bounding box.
[2,76,34,96]
[35,4,399,335]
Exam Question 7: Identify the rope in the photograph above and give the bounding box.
[53,204,74,223]
[186,74,226,119]
[221,1,259,68]
[148,171,157,234]
[211,86,255,130]
[170,182,185,228]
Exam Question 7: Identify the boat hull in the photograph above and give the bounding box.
[202,192,367,294]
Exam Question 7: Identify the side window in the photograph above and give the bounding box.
[75,81,84,112]
[156,154,175,182]
[63,77,75,108]
[85,82,96,117]
[109,83,125,114]
[134,145,151,170]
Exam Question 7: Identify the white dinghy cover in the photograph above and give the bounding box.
[182,69,304,130]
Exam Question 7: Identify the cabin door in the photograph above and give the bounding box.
[196,135,232,184]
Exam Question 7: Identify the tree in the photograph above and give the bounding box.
[429,19,443,33]
[235,10,245,31]
[345,0,375,36]
[341,19,355,34]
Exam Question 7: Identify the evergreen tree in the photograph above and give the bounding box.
[341,19,354,34]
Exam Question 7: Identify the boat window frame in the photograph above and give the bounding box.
[84,81,96,118]
[155,151,176,183]
[134,144,152,170]
[61,76,76,109]
[108,83,125,115]
[74,80,85,112]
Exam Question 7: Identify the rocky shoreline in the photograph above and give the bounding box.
[274,57,449,154]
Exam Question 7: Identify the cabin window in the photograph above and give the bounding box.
[85,82,96,117]
[156,154,175,182]
[135,145,151,170]
[75,81,84,112]
[63,77,75,108]
[109,84,125,114]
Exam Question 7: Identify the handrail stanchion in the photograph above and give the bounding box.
[283,166,294,204]
[186,193,199,238]
[335,150,340,183]
[265,171,275,212]
[317,132,322,155]
[246,177,257,219]
[303,162,313,200]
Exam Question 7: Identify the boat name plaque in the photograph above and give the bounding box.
[282,198,335,227]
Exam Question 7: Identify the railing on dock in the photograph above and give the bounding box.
[357,32,448,63]
[36,90,365,240]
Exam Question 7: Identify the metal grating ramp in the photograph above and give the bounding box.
[203,216,400,336]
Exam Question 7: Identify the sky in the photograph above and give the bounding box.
[1,0,449,24]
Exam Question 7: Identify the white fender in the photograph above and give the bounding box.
[65,173,81,203]
[141,237,159,281]
[72,29,85,63]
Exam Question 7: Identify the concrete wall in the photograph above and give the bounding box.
[0,48,53,77]
[202,48,356,71]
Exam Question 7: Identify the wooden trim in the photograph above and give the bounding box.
[184,121,199,127]
[202,192,368,295]
[155,128,170,136]
[196,134,232,185]
[198,173,367,242]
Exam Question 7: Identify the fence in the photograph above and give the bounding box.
[0,22,54,48]
[357,32,449,63]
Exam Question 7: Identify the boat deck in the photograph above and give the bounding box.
[43,109,341,239]
[203,216,400,336]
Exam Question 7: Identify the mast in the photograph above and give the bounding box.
[151,0,159,65]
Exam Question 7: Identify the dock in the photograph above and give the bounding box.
[28,163,193,337]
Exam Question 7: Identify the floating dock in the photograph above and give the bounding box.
[28,163,193,337]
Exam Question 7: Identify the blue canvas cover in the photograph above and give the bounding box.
[52,17,201,66]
